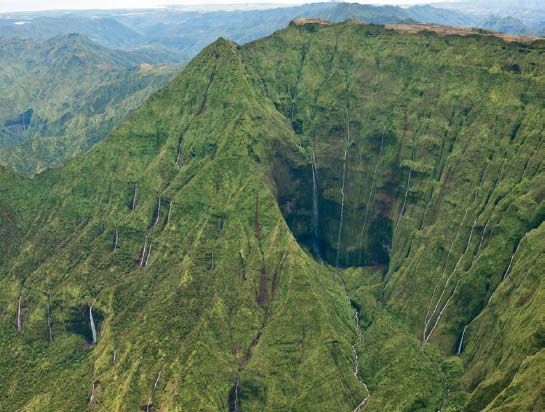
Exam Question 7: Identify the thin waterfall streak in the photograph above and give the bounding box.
[176,139,183,165]
[358,121,387,265]
[457,325,468,355]
[420,190,433,230]
[335,89,351,266]
[423,138,503,342]
[352,309,370,411]
[113,227,119,251]
[234,372,240,411]
[425,280,460,343]
[424,164,496,341]
[422,146,500,341]
[89,303,97,345]
[502,237,524,281]
[153,197,161,228]
[423,234,457,335]
[395,124,420,233]
[311,147,320,258]
[89,382,96,405]
[16,293,23,332]
[145,242,152,267]
[395,171,411,233]
[425,205,470,331]
[472,162,516,266]
[335,155,347,266]
[423,204,470,337]
[465,218,478,253]
[139,236,148,267]
[176,126,190,166]
[476,217,490,259]
[520,133,544,180]
[154,364,166,391]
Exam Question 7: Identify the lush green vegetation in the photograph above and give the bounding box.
[2,2,543,61]
[0,34,181,175]
[1,20,544,412]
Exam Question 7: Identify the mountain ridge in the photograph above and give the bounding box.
[0,33,181,175]
[0,20,544,412]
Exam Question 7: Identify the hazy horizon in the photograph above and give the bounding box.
[0,0,463,14]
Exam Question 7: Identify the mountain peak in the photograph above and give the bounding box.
[291,18,332,26]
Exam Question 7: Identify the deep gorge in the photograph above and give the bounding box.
[0,20,544,412]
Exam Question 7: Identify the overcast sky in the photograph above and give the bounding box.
[0,1,459,13]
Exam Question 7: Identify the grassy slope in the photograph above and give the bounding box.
[241,21,545,410]
[0,34,181,175]
[0,38,362,412]
[0,21,544,412]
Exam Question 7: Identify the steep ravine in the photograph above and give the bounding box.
[0,21,544,412]
[244,20,545,411]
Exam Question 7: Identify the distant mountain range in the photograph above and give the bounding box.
[0,34,181,174]
[1,19,544,412]
[0,2,543,175]
[1,3,543,61]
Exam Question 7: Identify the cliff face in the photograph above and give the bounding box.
[243,23,545,410]
[0,22,544,412]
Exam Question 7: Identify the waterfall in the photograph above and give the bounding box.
[502,237,523,281]
[423,203,471,342]
[153,197,161,228]
[457,325,468,355]
[16,293,23,332]
[352,309,370,412]
[395,125,420,233]
[423,166,495,343]
[358,124,387,266]
[131,183,138,211]
[144,242,152,267]
[146,364,167,412]
[425,280,460,343]
[395,169,412,233]
[234,372,240,412]
[89,303,97,345]
[112,351,117,365]
[335,88,351,267]
[154,364,166,391]
[139,236,148,267]
[424,279,460,343]
[113,227,119,251]
[311,148,320,258]
[420,189,434,230]
[89,382,96,404]
[475,218,490,260]
[175,124,192,166]
[423,159,501,343]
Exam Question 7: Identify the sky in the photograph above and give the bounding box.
[0,0,460,13]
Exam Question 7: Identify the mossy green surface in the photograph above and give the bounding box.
[0,34,181,175]
[1,21,545,411]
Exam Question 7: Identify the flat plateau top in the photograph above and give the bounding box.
[386,23,541,43]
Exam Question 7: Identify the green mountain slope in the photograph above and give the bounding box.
[1,21,544,412]
[0,15,143,48]
[241,21,545,411]
[0,2,510,60]
[0,34,181,175]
